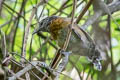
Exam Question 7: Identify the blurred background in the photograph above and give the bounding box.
[0,0,120,80]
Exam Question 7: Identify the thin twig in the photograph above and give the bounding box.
[51,0,77,69]
[31,37,50,60]
[21,0,47,61]
[3,2,28,23]
[8,61,50,80]
[0,0,4,15]
[5,67,25,80]
[0,30,7,58]
[42,1,77,79]
[63,0,76,50]
[37,32,58,49]
[76,0,94,24]
[68,0,84,17]
[11,52,51,79]
[29,4,46,61]
[47,2,68,15]
[0,18,15,29]
[51,0,70,15]
[12,0,27,52]
[108,15,116,80]
[81,0,120,30]
[30,71,42,80]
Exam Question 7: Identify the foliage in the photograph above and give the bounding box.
[0,0,120,80]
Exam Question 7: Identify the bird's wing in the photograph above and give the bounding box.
[72,24,94,44]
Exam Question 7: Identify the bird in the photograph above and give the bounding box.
[33,16,102,71]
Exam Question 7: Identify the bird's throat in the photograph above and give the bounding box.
[49,18,70,40]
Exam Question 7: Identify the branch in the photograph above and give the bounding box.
[42,0,77,80]
[76,0,94,23]
[54,0,77,79]
[3,2,28,23]
[51,0,77,70]
[51,0,70,15]
[8,61,50,80]
[47,2,68,15]
[5,67,25,80]
[0,0,4,15]
[21,0,47,61]
[0,30,7,58]
[106,0,120,14]
[81,0,120,30]
[37,32,58,49]
[0,17,15,29]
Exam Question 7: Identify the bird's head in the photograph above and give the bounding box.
[33,16,58,34]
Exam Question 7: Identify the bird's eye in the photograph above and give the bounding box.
[40,22,43,26]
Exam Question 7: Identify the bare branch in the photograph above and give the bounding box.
[76,0,94,23]
[81,0,120,30]
[8,61,51,80]
[21,0,47,61]
[0,0,4,15]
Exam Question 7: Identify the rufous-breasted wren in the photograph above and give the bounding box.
[33,16,102,70]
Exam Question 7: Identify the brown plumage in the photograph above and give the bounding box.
[33,16,102,70]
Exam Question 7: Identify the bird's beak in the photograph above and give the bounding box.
[32,27,41,35]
